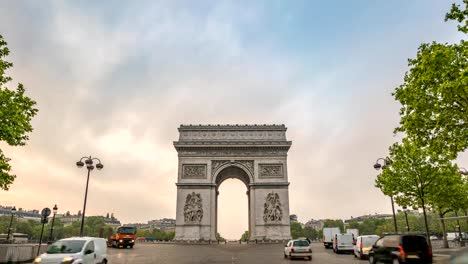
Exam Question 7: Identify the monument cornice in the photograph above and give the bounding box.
[174,141,292,148]
[178,124,287,131]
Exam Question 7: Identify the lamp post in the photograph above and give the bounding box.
[374,157,398,233]
[48,204,58,243]
[402,206,410,232]
[6,206,16,243]
[76,156,103,237]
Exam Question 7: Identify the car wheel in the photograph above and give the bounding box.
[369,255,375,264]
[308,256,312,261]
[102,259,108,264]
[284,253,287,259]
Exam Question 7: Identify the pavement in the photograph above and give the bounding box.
[107,242,453,264]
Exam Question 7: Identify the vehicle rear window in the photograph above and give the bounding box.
[293,240,310,247]
[402,236,428,251]
[362,236,379,247]
[339,235,354,244]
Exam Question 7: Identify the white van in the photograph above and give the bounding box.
[333,233,354,254]
[353,235,380,259]
[323,227,341,249]
[33,237,108,264]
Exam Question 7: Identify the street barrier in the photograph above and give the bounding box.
[0,244,48,263]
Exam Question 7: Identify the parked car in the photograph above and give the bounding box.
[33,237,108,264]
[368,234,432,264]
[354,235,380,259]
[284,239,312,260]
[333,233,354,254]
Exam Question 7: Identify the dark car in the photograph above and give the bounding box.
[368,234,432,264]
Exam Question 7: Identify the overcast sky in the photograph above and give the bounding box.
[0,1,467,239]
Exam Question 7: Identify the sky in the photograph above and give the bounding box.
[0,1,467,239]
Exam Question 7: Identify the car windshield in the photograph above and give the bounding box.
[47,240,85,254]
[362,236,379,247]
[118,227,136,234]
[402,236,428,251]
[293,240,309,247]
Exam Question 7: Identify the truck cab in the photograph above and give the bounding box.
[108,226,137,248]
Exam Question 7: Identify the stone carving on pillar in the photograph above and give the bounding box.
[184,192,203,224]
[182,164,207,179]
[259,164,283,178]
[263,192,283,223]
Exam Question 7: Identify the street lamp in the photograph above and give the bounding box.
[374,157,398,233]
[402,206,410,232]
[48,204,58,243]
[6,206,16,243]
[76,156,104,237]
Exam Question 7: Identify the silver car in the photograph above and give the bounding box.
[284,239,312,260]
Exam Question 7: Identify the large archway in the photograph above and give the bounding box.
[174,124,292,241]
[215,165,251,240]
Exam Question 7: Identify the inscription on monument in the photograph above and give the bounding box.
[259,164,283,178]
[184,192,203,224]
[263,192,283,223]
[182,164,207,179]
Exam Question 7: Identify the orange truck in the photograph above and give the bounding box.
[108,226,137,248]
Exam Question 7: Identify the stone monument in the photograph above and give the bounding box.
[174,124,292,241]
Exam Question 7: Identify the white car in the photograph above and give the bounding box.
[33,237,108,264]
[353,235,379,259]
[284,239,312,260]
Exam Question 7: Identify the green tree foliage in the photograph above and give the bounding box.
[0,35,38,190]
[393,2,468,158]
[376,138,461,247]
[290,222,304,239]
[322,219,344,233]
[240,230,249,241]
[446,0,468,33]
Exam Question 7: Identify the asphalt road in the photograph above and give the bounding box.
[107,242,450,264]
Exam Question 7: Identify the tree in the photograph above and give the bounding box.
[376,138,460,248]
[240,231,249,241]
[393,2,468,158]
[290,222,304,239]
[216,232,225,241]
[427,167,466,248]
[0,34,38,190]
[445,0,468,33]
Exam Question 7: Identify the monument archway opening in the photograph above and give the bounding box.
[216,178,248,240]
[174,124,292,241]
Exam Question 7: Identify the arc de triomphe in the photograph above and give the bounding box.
[174,124,292,241]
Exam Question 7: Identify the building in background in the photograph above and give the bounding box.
[0,206,41,221]
[148,218,176,232]
[344,214,393,224]
[305,219,324,231]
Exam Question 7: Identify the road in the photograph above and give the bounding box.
[107,242,450,264]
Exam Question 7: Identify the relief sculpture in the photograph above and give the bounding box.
[182,164,206,179]
[263,192,283,223]
[184,192,203,224]
[259,164,283,178]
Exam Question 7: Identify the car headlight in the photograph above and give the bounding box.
[131,240,135,243]
[33,257,42,263]
[119,239,123,242]
[61,257,76,263]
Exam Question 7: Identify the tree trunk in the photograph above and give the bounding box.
[439,211,449,248]
[421,197,432,249]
